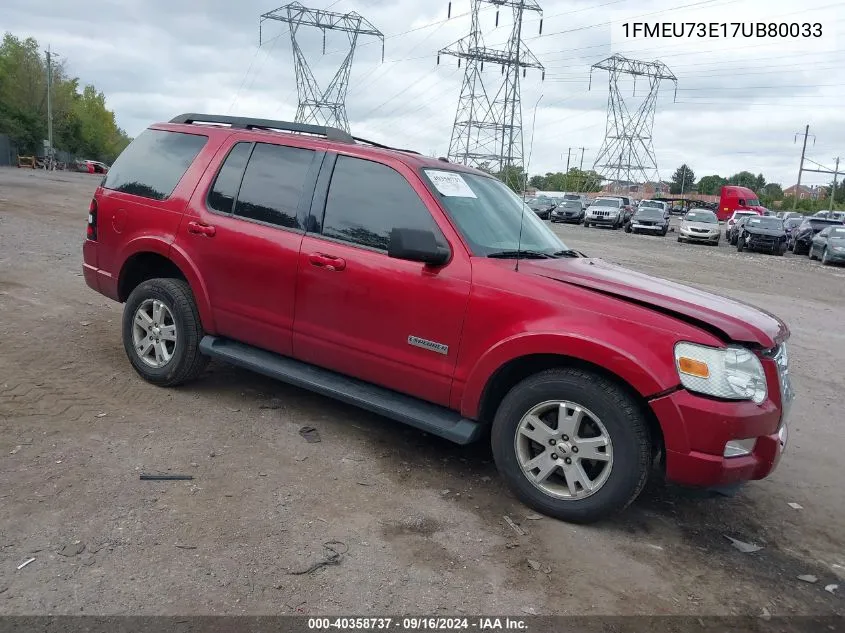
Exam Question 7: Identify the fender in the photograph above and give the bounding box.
[115,236,216,334]
[460,331,682,420]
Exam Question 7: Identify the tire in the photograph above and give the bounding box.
[821,248,831,265]
[584,222,590,228]
[491,368,651,524]
[122,278,208,387]
[662,228,668,237]
[677,236,683,243]
[625,224,632,233]
[737,238,744,252]
[808,245,815,260]
[713,238,720,246]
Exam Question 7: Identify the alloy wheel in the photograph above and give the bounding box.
[514,400,613,500]
[132,299,177,368]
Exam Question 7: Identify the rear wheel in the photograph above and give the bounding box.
[491,369,651,524]
[122,278,208,387]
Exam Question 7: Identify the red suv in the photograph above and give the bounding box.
[82,114,794,523]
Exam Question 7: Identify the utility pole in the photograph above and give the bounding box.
[46,46,54,168]
[680,165,687,195]
[565,148,572,172]
[577,147,586,193]
[830,156,840,212]
[792,125,811,211]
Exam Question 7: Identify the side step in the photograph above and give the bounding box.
[199,336,484,445]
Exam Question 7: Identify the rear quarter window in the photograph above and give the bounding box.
[103,129,208,201]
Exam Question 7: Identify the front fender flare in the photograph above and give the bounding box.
[460,332,679,420]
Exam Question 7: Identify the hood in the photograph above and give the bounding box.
[633,215,667,223]
[829,237,845,246]
[682,221,719,230]
[519,257,788,347]
[589,204,621,212]
[744,225,785,237]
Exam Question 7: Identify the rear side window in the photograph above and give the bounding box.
[103,129,207,200]
[234,143,315,229]
[321,155,440,251]
[207,142,252,214]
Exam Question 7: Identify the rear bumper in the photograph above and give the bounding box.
[82,240,119,301]
[650,388,786,487]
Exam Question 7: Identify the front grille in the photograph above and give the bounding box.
[691,227,710,234]
[592,210,613,218]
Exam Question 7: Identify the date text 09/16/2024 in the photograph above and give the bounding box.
[307,617,528,631]
[621,22,823,38]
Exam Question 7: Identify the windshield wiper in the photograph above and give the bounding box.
[487,250,554,259]
[552,249,583,258]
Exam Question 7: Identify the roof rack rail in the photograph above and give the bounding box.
[352,136,421,155]
[168,113,354,144]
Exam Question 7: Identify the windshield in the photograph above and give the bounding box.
[594,198,621,208]
[784,218,803,229]
[635,208,665,219]
[561,201,581,209]
[808,219,843,230]
[423,170,568,256]
[639,201,661,209]
[747,217,783,229]
[745,198,761,207]
[829,227,845,238]
[685,211,717,223]
[563,194,580,201]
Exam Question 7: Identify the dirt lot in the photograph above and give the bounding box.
[0,168,843,616]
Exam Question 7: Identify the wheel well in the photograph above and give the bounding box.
[478,353,665,460]
[118,252,187,302]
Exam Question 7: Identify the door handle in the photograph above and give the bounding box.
[187,221,216,237]
[308,253,346,271]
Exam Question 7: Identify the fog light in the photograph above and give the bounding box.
[724,438,757,458]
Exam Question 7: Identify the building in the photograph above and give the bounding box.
[784,184,828,200]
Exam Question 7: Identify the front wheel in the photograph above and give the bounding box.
[821,248,831,265]
[491,369,652,524]
[808,245,816,260]
[122,278,208,387]
[737,238,744,252]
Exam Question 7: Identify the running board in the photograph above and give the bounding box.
[199,336,484,445]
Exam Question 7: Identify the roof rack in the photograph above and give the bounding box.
[168,113,354,144]
[352,136,421,155]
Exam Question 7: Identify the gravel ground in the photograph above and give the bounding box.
[0,168,843,616]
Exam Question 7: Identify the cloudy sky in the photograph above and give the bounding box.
[5,0,844,187]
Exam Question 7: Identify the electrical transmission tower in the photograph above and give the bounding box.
[438,0,544,189]
[260,2,384,133]
[589,54,677,192]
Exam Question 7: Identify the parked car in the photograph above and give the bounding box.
[583,197,625,229]
[780,211,801,221]
[727,215,754,246]
[726,210,758,242]
[82,113,794,523]
[637,199,670,219]
[625,205,670,236]
[526,195,556,220]
[678,209,720,245]
[736,216,788,255]
[808,225,845,265]
[782,217,804,249]
[550,200,584,224]
[612,196,635,224]
[561,192,588,211]
[790,217,844,255]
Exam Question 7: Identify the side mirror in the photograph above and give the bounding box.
[388,228,450,266]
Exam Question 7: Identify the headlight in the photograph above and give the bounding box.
[674,342,767,404]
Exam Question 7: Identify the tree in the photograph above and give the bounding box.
[762,183,783,200]
[528,174,546,189]
[0,32,131,162]
[727,171,758,189]
[754,173,766,191]
[697,174,726,196]
[496,164,526,193]
[670,164,695,194]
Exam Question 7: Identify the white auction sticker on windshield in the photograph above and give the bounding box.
[427,170,477,198]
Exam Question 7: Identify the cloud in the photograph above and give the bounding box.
[4,0,843,186]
